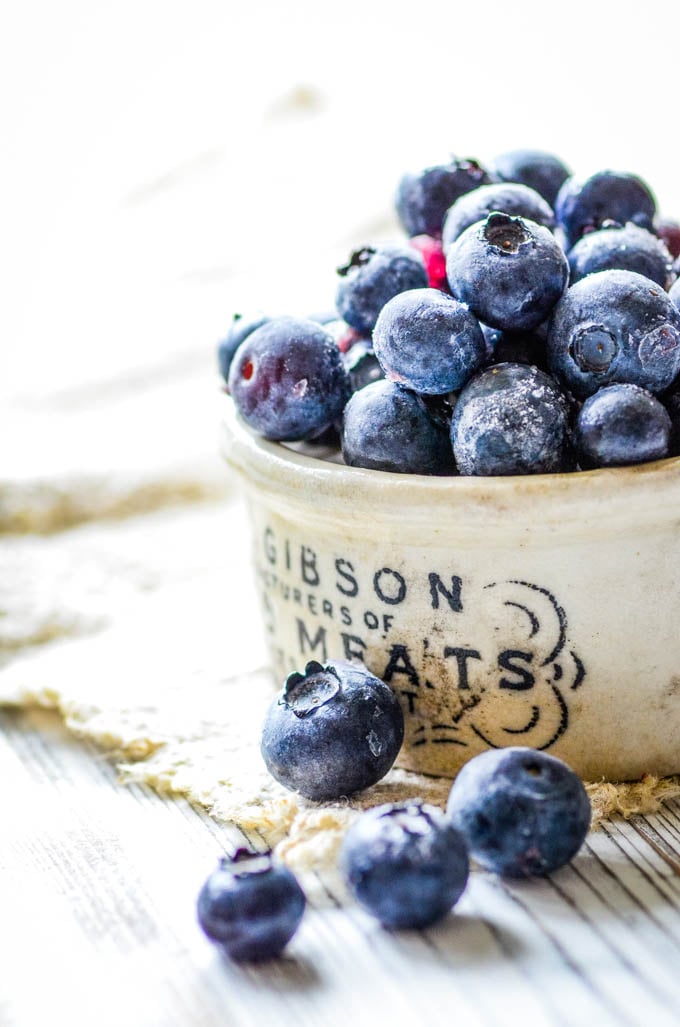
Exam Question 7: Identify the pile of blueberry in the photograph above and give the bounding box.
[197,659,591,961]
[220,149,680,474]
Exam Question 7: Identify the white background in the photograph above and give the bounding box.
[1,0,678,404]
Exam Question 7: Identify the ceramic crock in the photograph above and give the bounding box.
[221,403,680,781]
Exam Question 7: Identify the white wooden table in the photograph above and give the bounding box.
[3,703,680,1027]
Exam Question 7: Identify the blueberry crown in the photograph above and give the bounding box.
[337,247,377,277]
[377,800,443,837]
[282,660,341,718]
[451,156,486,178]
[483,212,532,254]
[220,847,274,877]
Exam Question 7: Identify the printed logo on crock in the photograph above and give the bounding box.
[256,525,586,753]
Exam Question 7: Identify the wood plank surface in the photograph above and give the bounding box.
[4,6,680,1026]
[3,705,680,1027]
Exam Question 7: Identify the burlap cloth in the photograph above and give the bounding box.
[2,545,678,871]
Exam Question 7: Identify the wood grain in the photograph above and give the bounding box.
[3,706,680,1027]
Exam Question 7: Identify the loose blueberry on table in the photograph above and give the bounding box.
[340,801,470,929]
[261,660,404,801]
[221,147,680,476]
[197,849,306,961]
[446,747,591,878]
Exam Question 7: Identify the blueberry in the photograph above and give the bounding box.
[261,660,404,801]
[574,383,670,467]
[372,288,487,394]
[547,269,680,399]
[292,423,342,451]
[483,325,548,370]
[480,321,549,368]
[478,322,501,363]
[395,158,492,238]
[342,339,385,394]
[217,313,271,385]
[446,747,591,878]
[555,170,656,250]
[451,363,570,476]
[340,801,469,929]
[336,244,428,334]
[342,379,455,474]
[446,213,569,333]
[197,849,306,961]
[442,182,555,249]
[663,382,680,455]
[228,317,350,441]
[489,149,571,208]
[568,223,673,289]
[670,276,680,311]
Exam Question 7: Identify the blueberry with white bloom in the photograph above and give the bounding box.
[218,313,271,385]
[228,317,350,440]
[261,660,404,801]
[669,276,680,310]
[341,801,469,928]
[446,213,568,333]
[547,270,680,399]
[197,850,306,962]
[373,288,486,394]
[490,148,571,207]
[442,181,554,248]
[451,363,570,476]
[336,244,428,334]
[555,170,656,249]
[447,748,591,878]
[567,222,673,289]
[395,158,492,238]
[342,379,455,475]
[574,384,671,467]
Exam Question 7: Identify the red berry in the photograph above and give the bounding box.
[335,325,362,354]
[409,235,449,292]
[657,219,680,260]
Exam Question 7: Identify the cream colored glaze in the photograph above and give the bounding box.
[222,403,680,781]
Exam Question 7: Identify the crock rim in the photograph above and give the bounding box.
[221,397,680,497]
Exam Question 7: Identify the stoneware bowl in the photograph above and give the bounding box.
[221,403,680,782]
